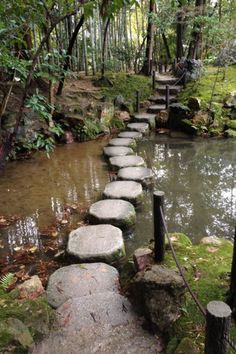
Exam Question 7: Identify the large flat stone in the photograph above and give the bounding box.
[67,224,125,263]
[118,131,142,140]
[109,155,145,170]
[56,292,136,331]
[103,181,143,205]
[147,104,166,114]
[118,167,154,186]
[127,122,149,134]
[133,113,156,129]
[89,199,136,229]
[108,138,136,149]
[46,263,119,308]
[103,146,134,157]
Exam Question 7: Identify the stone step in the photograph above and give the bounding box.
[147,104,166,114]
[67,224,125,263]
[156,76,179,86]
[118,131,143,140]
[108,137,136,149]
[103,180,143,205]
[117,167,154,186]
[133,113,156,129]
[109,155,146,170]
[148,95,177,104]
[46,263,119,309]
[89,199,136,229]
[127,122,149,134]
[157,85,182,95]
[103,146,134,157]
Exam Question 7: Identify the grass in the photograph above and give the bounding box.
[164,233,236,353]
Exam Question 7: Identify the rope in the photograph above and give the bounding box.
[160,206,207,317]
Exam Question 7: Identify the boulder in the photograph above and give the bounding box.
[174,59,203,81]
[103,181,143,205]
[224,129,236,138]
[108,138,136,149]
[17,275,44,300]
[127,122,149,134]
[200,236,223,246]
[168,103,191,131]
[131,265,186,332]
[114,110,130,121]
[192,111,210,126]
[188,97,201,111]
[133,113,156,129]
[133,248,153,272]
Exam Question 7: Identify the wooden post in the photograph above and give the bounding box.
[205,301,231,354]
[229,227,236,315]
[183,71,187,88]
[152,70,156,90]
[172,58,177,73]
[135,90,140,113]
[153,191,165,262]
[165,85,170,110]
[158,62,163,74]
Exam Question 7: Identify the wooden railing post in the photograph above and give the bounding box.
[152,70,156,90]
[158,62,163,74]
[135,90,140,113]
[229,226,236,316]
[165,85,170,110]
[205,301,231,354]
[153,191,165,262]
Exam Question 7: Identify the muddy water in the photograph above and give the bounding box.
[0,135,235,263]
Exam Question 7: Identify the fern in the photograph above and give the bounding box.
[0,273,15,291]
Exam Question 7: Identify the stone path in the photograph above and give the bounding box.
[34,73,182,353]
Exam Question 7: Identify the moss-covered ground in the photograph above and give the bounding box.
[164,233,236,353]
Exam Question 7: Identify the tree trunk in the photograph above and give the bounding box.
[187,0,206,60]
[101,18,110,78]
[162,33,172,62]
[57,14,85,96]
[176,5,184,60]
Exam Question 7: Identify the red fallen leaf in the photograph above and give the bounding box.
[207,247,218,253]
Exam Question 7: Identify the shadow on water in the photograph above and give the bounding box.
[0,135,235,263]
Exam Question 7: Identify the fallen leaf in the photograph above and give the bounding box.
[207,247,218,253]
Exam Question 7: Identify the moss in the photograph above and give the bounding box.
[227,120,236,130]
[164,234,235,352]
[224,129,236,138]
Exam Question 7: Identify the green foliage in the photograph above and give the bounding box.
[26,92,52,121]
[77,118,102,140]
[0,273,15,291]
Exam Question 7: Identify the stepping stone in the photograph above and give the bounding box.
[89,199,136,229]
[67,224,125,263]
[103,181,143,205]
[108,138,136,149]
[133,113,156,129]
[46,263,119,308]
[147,104,166,113]
[118,131,142,140]
[148,95,177,104]
[103,146,134,157]
[157,85,182,95]
[117,167,154,186]
[56,292,136,331]
[109,155,145,170]
[127,122,149,134]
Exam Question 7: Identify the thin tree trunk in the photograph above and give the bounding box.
[101,17,110,78]
[162,33,172,62]
[176,5,184,60]
[187,0,206,60]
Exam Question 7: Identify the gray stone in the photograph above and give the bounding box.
[67,224,125,263]
[174,58,203,81]
[224,92,236,108]
[168,103,191,131]
[109,155,146,170]
[108,138,136,149]
[17,275,44,300]
[131,265,186,332]
[147,105,166,115]
[56,292,136,331]
[200,236,223,246]
[89,199,136,229]
[127,122,149,134]
[103,146,134,157]
[133,248,153,272]
[133,113,156,129]
[46,263,119,308]
[117,167,154,186]
[118,131,142,140]
[103,181,143,205]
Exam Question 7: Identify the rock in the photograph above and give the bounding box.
[156,110,169,128]
[63,131,74,144]
[108,138,136,149]
[118,131,142,140]
[89,199,136,229]
[133,113,156,129]
[103,181,143,205]
[46,263,119,308]
[114,95,125,108]
[67,224,125,263]
[188,97,201,111]
[17,275,44,300]
[56,292,137,331]
[192,111,210,126]
[174,59,203,81]
[174,337,199,354]
[103,146,134,157]
[133,248,153,272]
[168,103,191,131]
[114,110,130,121]
[147,105,166,115]
[127,122,149,134]
[109,155,145,170]
[117,167,154,186]
[200,236,223,246]
[131,265,186,332]
[226,119,236,130]
[215,45,236,66]
[224,129,236,138]
[0,318,34,349]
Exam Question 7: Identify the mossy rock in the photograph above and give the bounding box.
[227,119,236,130]
[165,233,193,250]
[209,127,222,136]
[174,337,199,354]
[224,129,236,138]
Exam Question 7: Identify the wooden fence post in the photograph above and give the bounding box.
[153,191,165,262]
[135,90,140,113]
[158,62,163,74]
[165,85,170,110]
[152,70,156,90]
[229,226,236,317]
[205,301,231,354]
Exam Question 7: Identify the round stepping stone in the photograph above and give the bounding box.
[127,122,149,134]
[103,146,134,157]
[89,199,136,229]
[109,155,145,170]
[103,181,143,205]
[118,131,142,140]
[148,104,166,114]
[46,263,119,308]
[117,167,154,186]
[108,138,136,149]
[67,224,125,263]
[56,292,136,331]
[133,113,156,129]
